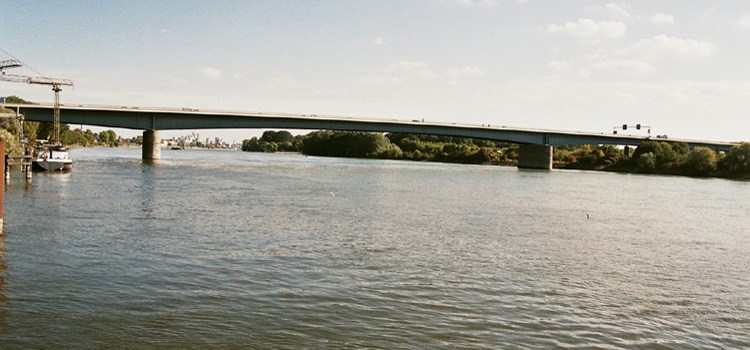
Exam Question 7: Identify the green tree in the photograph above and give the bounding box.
[682,147,717,176]
[242,137,262,152]
[632,141,677,170]
[4,96,32,104]
[0,128,23,155]
[96,129,118,146]
[260,130,294,143]
[636,152,656,173]
[672,142,689,156]
[36,122,54,141]
[720,142,750,177]
[302,131,399,158]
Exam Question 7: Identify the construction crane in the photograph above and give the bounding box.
[0,58,74,144]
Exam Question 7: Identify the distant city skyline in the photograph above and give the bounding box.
[2,0,749,142]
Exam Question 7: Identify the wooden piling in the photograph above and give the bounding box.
[26,159,32,181]
[3,154,8,182]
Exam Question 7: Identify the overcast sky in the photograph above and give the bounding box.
[2,0,749,142]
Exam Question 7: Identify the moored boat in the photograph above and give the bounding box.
[33,144,73,171]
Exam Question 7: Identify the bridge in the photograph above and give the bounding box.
[2,102,740,169]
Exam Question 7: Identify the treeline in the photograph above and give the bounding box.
[552,141,750,178]
[1,96,120,149]
[244,130,750,179]
[243,130,518,165]
[616,141,749,178]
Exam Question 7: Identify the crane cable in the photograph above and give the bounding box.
[0,48,51,80]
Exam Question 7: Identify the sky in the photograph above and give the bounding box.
[2,0,750,143]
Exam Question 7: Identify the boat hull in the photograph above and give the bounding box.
[33,144,73,172]
[33,159,73,172]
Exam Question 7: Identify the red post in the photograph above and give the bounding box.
[0,138,4,235]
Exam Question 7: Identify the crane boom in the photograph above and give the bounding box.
[0,70,74,144]
[0,59,23,71]
[0,73,73,86]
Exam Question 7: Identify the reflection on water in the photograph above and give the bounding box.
[0,234,7,330]
[0,147,748,348]
[0,234,6,302]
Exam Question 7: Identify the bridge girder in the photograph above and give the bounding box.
[4,103,738,152]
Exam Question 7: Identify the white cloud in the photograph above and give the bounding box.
[360,76,402,85]
[547,18,626,39]
[616,35,717,60]
[391,60,427,70]
[445,66,484,78]
[372,37,387,46]
[546,60,574,71]
[419,70,440,79]
[452,0,497,6]
[591,59,656,75]
[738,15,750,27]
[577,39,602,47]
[585,3,630,19]
[169,77,187,84]
[606,3,630,19]
[659,91,687,102]
[651,13,675,25]
[268,76,299,87]
[194,67,223,79]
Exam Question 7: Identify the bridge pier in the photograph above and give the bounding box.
[142,129,161,161]
[517,145,553,170]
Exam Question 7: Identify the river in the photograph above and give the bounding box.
[0,147,748,349]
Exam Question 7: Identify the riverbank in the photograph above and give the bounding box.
[243,130,750,180]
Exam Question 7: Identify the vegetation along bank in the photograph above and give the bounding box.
[243,130,750,179]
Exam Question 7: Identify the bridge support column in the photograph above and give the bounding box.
[517,145,553,170]
[142,129,161,161]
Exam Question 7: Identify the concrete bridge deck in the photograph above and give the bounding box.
[2,102,741,169]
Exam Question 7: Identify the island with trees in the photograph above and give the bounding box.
[243,130,750,179]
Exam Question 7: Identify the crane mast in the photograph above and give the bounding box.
[0,59,73,144]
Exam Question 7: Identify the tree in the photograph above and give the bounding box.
[636,152,656,173]
[260,130,294,143]
[720,142,750,177]
[672,142,689,156]
[682,147,717,176]
[0,128,23,155]
[632,141,677,170]
[36,122,54,141]
[301,131,400,158]
[4,95,32,104]
[655,144,678,169]
[96,129,118,146]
